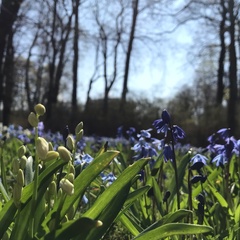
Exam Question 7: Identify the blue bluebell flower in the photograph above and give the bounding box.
[190,175,207,184]
[217,128,231,140]
[152,138,164,150]
[233,139,240,157]
[117,126,124,139]
[225,138,234,159]
[101,172,117,186]
[74,153,93,168]
[190,154,207,171]
[137,129,152,139]
[131,134,157,160]
[209,135,235,167]
[163,144,174,162]
[153,110,171,137]
[172,125,185,142]
[82,194,89,204]
[82,153,93,164]
[38,122,45,136]
[212,153,227,167]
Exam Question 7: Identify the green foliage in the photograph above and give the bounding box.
[0,104,239,240]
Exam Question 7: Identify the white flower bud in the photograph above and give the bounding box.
[34,103,46,116]
[28,112,39,127]
[60,178,74,195]
[36,137,49,159]
[58,146,72,162]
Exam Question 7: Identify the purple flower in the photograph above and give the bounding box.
[172,125,186,142]
[190,154,207,171]
[153,110,171,137]
[74,153,93,168]
[117,126,124,138]
[132,128,158,161]
[82,153,93,164]
[212,153,227,167]
[163,145,174,162]
[126,127,136,145]
[217,128,231,140]
[101,172,117,185]
[137,129,152,139]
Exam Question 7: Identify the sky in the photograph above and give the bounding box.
[77,22,194,105]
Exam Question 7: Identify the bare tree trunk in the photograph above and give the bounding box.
[72,0,80,108]
[120,0,139,112]
[0,0,23,124]
[94,2,123,115]
[46,0,73,120]
[53,17,73,103]
[46,0,58,119]
[228,0,238,132]
[2,29,14,125]
[217,0,227,105]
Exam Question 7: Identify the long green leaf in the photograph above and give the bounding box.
[133,223,213,240]
[124,185,151,208]
[41,150,119,234]
[0,159,66,239]
[43,217,102,240]
[119,213,141,236]
[207,184,228,208]
[83,157,150,219]
[169,152,190,202]
[85,183,131,240]
[136,209,191,237]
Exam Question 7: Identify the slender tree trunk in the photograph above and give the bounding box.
[228,0,238,132]
[53,16,73,103]
[72,0,80,108]
[0,0,23,124]
[46,0,58,119]
[46,1,73,120]
[217,0,227,105]
[120,0,139,112]
[2,29,14,125]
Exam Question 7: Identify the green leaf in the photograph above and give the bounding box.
[85,183,131,240]
[136,209,191,237]
[0,178,10,202]
[169,152,190,202]
[43,217,102,240]
[41,151,119,233]
[207,184,228,208]
[0,159,66,239]
[83,157,150,219]
[133,223,213,240]
[119,213,141,236]
[235,204,240,223]
[124,185,151,208]
[151,176,164,216]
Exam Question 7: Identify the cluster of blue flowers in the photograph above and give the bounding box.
[207,128,237,168]
[131,110,186,164]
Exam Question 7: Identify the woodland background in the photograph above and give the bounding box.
[0,0,240,146]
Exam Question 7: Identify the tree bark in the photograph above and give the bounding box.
[2,29,14,125]
[72,0,80,108]
[216,0,227,105]
[228,0,238,132]
[0,0,23,125]
[120,0,139,112]
[46,0,73,120]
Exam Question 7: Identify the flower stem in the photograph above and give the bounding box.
[170,127,180,210]
[29,126,39,238]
